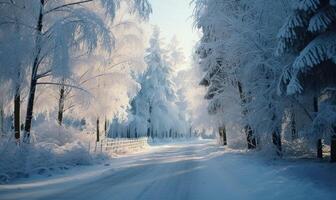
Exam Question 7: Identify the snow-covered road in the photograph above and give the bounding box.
[1,140,335,200]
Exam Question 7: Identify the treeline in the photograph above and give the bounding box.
[193,0,336,161]
[107,28,192,139]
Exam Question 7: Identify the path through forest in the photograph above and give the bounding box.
[0,140,335,200]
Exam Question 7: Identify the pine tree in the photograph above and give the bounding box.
[277,0,336,159]
[129,27,183,138]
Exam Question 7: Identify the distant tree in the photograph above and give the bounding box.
[129,27,186,138]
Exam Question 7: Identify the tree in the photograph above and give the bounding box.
[0,0,152,143]
[129,27,186,138]
[277,0,336,159]
[0,0,34,142]
[193,0,289,154]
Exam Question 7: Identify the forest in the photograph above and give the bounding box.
[194,0,336,160]
[0,0,336,199]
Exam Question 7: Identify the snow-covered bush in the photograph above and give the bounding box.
[0,122,106,183]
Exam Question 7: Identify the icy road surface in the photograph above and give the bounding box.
[1,140,335,200]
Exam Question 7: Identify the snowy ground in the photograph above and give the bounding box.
[0,140,335,200]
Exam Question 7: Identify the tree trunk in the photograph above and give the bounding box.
[0,104,4,135]
[290,107,297,140]
[57,85,65,126]
[24,78,37,143]
[317,139,323,158]
[314,96,323,158]
[96,118,100,142]
[104,118,107,137]
[147,127,150,138]
[23,0,45,143]
[189,127,192,138]
[219,126,227,146]
[223,127,227,145]
[14,90,20,141]
[245,125,256,149]
[272,129,282,157]
[238,81,256,149]
[127,127,130,138]
[330,135,336,163]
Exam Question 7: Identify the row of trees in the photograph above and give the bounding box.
[0,0,152,144]
[107,28,192,139]
[193,0,336,160]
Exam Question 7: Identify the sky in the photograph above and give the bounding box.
[149,0,200,67]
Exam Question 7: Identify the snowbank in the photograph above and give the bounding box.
[0,122,108,183]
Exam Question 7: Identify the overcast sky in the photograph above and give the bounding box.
[149,0,199,67]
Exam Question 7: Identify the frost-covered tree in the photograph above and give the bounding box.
[129,27,187,138]
[167,36,186,69]
[0,0,35,141]
[0,0,152,143]
[277,0,336,158]
[194,0,290,155]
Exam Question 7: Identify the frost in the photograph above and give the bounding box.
[125,27,189,137]
[308,6,336,32]
[0,122,103,182]
[293,32,336,71]
[293,0,321,12]
[276,12,309,55]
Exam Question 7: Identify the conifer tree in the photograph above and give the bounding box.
[277,0,336,158]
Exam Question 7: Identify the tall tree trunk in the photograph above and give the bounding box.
[104,118,107,137]
[127,126,130,138]
[330,135,336,163]
[14,89,20,141]
[272,128,282,157]
[57,84,65,126]
[219,126,227,146]
[189,127,192,138]
[0,103,4,135]
[245,125,256,149]
[96,118,100,142]
[23,0,45,143]
[290,106,297,140]
[222,127,227,145]
[147,127,150,138]
[314,96,323,159]
[238,81,256,149]
[271,111,282,156]
[317,139,323,158]
[148,104,152,138]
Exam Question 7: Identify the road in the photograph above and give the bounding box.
[0,140,335,200]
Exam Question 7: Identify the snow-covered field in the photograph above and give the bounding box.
[0,139,335,200]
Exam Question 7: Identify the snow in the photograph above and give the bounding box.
[293,32,336,71]
[293,0,320,12]
[0,122,107,183]
[1,140,335,200]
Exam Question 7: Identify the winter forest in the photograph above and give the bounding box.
[1,0,336,199]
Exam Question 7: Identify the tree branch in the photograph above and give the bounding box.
[36,82,89,93]
[36,69,52,79]
[44,0,93,15]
